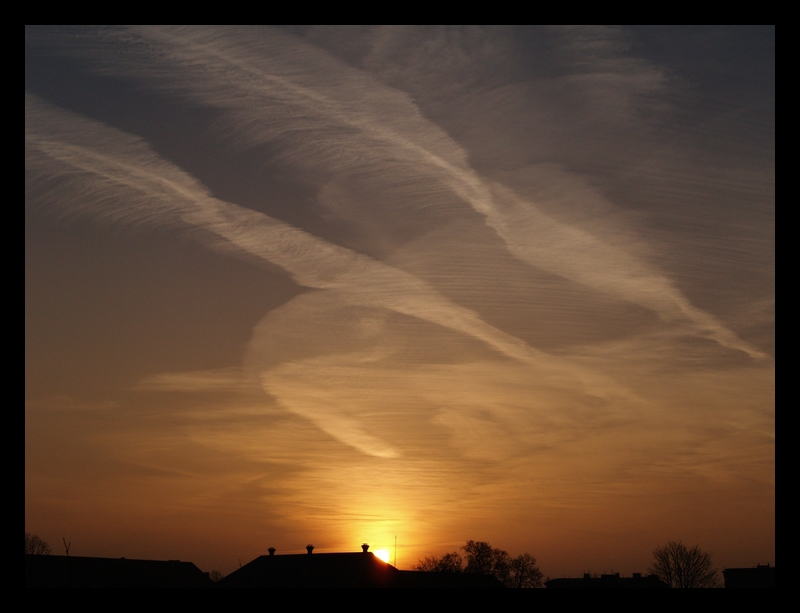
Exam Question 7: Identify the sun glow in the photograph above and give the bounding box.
[373,548,391,564]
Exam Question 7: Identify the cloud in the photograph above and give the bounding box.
[26,25,769,463]
[26,26,764,359]
[27,95,565,456]
[243,290,644,461]
[134,368,260,393]
[26,95,535,363]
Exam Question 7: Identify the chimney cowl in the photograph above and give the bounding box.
[306,544,314,554]
[268,547,276,556]
[361,543,369,553]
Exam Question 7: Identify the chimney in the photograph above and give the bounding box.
[306,544,314,555]
[361,543,369,553]
[268,547,276,556]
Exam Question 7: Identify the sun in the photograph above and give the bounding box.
[373,548,391,564]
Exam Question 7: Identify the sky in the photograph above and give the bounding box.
[25,26,774,578]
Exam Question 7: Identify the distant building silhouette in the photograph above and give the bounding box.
[723,564,775,588]
[546,572,668,588]
[24,554,213,587]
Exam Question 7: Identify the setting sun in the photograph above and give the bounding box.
[373,549,391,564]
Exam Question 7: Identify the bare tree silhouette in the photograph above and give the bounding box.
[24,533,51,555]
[649,541,719,588]
[413,551,463,573]
[414,540,543,587]
[507,552,544,588]
[463,540,510,583]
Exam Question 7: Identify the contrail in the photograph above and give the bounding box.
[25,94,532,364]
[29,25,765,359]
[28,94,651,457]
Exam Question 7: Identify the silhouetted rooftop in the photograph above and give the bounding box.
[546,573,668,588]
[24,554,213,588]
[220,551,391,588]
[723,564,775,588]
[220,550,504,588]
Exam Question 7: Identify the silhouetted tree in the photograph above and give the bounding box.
[208,569,224,582]
[413,551,463,573]
[25,533,51,555]
[415,541,543,587]
[648,541,719,588]
[462,540,511,584]
[507,553,544,588]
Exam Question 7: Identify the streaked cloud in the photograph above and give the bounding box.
[27,26,764,358]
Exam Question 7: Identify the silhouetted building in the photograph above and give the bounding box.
[723,564,775,588]
[25,554,213,587]
[546,572,668,588]
[219,546,503,588]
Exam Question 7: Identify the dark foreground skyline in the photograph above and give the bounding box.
[26,26,774,577]
[25,544,774,588]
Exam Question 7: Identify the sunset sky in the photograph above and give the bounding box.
[25,26,774,578]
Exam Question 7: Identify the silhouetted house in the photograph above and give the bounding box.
[219,545,503,588]
[25,554,214,587]
[546,572,668,588]
[723,564,775,588]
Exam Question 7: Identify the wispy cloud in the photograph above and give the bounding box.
[134,368,260,394]
[26,95,533,362]
[26,26,764,359]
[28,94,581,456]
